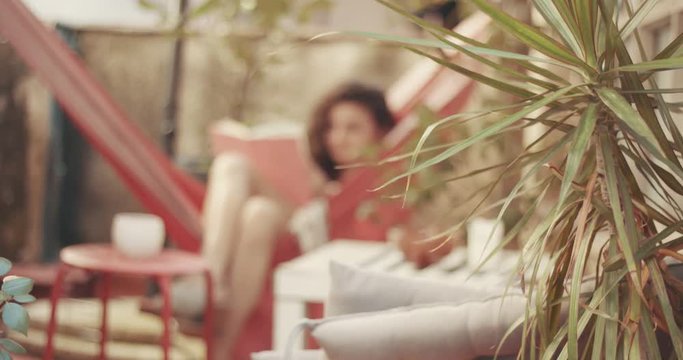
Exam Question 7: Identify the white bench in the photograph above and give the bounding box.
[273,239,520,350]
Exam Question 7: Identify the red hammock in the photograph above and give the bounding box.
[0,0,487,250]
[0,0,204,251]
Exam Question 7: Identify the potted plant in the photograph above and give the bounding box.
[371,0,683,358]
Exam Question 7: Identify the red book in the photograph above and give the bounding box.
[210,120,315,206]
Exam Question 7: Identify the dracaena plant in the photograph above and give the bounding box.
[369,0,683,358]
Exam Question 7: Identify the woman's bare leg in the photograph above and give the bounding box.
[201,153,251,298]
[217,195,287,357]
[147,153,252,318]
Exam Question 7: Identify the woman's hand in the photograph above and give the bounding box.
[396,227,454,269]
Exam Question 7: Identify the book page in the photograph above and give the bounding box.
[210,120,314,206]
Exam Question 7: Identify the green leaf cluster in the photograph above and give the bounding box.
[374,0,683,358]
[0,257,34,358]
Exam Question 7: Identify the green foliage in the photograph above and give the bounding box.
[0,260,10,278]
[0,340,24,356]
[1,304,28,337]
[0,258,33,357]
[376,0,683,358]
[1,278,33,298]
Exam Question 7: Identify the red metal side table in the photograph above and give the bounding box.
[44,244,214,360]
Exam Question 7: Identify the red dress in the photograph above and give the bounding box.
[233,168,412,358]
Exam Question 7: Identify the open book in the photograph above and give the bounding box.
[210,119,315,206]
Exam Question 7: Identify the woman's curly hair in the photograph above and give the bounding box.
[307,82,395,180]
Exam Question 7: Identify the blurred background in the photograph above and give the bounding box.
[1,0,441,262]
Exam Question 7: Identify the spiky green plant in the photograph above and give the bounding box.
[367,0,683,358]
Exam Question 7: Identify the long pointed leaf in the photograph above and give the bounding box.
[604,221,683,272]
[598,130,641,282]
[613,56,683,73]
[614,148,644,322]
[407,47,537,98]
[603,237,620,360]
[596,87,660,153]
[471,0,594,75]
[654,33,683,60]
[619,144,683,220]
[348,30,572,68]
[560,104,597,201]
[591,309,606,359]
[475,135,573,272]
[647,261,683,358]
[413,31,564,91]
[379,85,583,188]
[568,216,598,359]
[639,300,663,360]
[573,0,599,66]
[621,88,683,94]
[533,0,585,59]
[377,0,575,92]
[377,0,582,84]
[619,0,661,39]
[608,20,683,171]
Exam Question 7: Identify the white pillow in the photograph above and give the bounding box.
[288,198,329,252]
[251,350,326,360]
[326,262,520,316]
[312,295,527,360]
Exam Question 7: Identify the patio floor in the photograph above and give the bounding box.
[15,297,205,359]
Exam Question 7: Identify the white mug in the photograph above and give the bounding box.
[111,213,165,258]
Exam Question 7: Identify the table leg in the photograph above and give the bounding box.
[157,275,172,360]
[98,272,111,360]
[273,298,306,351]
[44,264,69,360]
[203,270,214,360]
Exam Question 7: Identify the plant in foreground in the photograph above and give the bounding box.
[368,0,683,358]
[0,257,34,359]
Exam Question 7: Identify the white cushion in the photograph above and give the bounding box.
[251,350,326,360]
[326,262,520,316]
[312,295,526,360]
